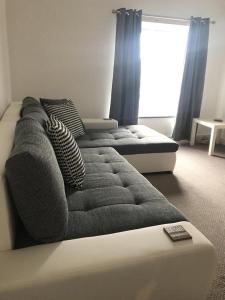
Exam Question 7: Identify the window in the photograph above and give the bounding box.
[138,20,189,118]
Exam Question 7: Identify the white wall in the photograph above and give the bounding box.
[216,60,225,118]
[5,0,225,134]
[214,58,225,143]
[0,0,11,118]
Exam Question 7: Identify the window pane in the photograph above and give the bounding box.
[139,21,189,117]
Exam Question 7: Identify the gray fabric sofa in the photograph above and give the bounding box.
[6,100,185,248]
[0,101,217,300]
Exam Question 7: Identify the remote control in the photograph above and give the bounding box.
[163,225,192,242]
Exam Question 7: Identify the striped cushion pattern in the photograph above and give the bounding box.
[45,115,85,189]
[41,99,85,138]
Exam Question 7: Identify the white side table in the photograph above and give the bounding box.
[190,118,225,156]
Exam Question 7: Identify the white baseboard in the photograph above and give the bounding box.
[123,152,176,173]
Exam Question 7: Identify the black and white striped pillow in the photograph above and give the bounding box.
[41,98,85,138]
[45,114,85,189]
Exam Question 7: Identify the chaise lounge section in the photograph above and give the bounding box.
[77,125,178,173]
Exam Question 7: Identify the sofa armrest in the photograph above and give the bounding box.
[1,101,21,122]
[82,118,118,130]
[0,222,216,300]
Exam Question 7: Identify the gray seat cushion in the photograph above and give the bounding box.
[5,118,68,243]
[77,125,178,155]
[65,147,185,239]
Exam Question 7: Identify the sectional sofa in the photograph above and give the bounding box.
[0,100,216,300]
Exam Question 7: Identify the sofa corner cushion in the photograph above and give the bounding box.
[5,118,68,243]
[20,97,49,125]
[20,96,40,115]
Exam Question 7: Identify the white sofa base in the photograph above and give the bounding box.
[124,152,176,173]
[0,222,216,300]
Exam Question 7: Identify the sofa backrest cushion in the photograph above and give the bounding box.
[21,96,40,110]
[20,97,49,125]
[5,117,68,243]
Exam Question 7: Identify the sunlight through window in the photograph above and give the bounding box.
[139,21,189,117]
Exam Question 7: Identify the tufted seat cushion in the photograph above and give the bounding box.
[14,147,185,248]
[65,147,185,239]
[77,125,178,155]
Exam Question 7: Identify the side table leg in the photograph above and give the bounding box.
[190,121,198,146]
[209,127,217,156]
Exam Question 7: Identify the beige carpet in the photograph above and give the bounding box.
[145,144,225,300]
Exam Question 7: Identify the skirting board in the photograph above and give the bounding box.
[123,152,176,174]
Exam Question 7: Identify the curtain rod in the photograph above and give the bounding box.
[112,10,216,24]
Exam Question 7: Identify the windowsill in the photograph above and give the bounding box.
[139,116,175,119]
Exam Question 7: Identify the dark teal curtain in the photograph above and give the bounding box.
[173,17,210,141]
[109,8,142,125]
